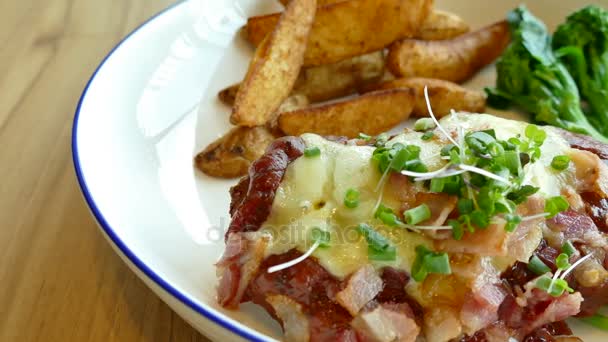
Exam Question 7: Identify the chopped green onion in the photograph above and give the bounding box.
[375,205,400,227]
[344,188,360,209]
[311,227,331,248]
[358,133,372,141]
[404,204,431,225]
[357,223,396,261]
[507,185,540,204]
[556,253,571,270]
[528,255,551,275]
[466,131,496,155]
[504,214,522,232]
[545,196,569,218]
[579,314,608,331]
[440,144,459,157]
[429,177,445,193]
[421,131,435,141]
[551,155,571,171]
[562,241,576,257]
[411,245,451,282]
[304,146,321,157]
[414,118,436,131]
[375,133,389,147]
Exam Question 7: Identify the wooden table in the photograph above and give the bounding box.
[0,1,209,340]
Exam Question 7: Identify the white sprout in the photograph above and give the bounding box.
[403,224,453,230]
[413,168,466,182]
[559,252,594,280]
[400,163,451,178]
[267,240,321,273]
[424,86,460,147]
[521,212,549,222]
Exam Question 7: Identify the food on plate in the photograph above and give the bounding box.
[416,10,470,41]
[364,77,486,117]
[218,51,385,106]
[277,89,415,138]
[278,0,341,7]
[247,7,468,48]
[195,126,277,178]
[487,6,608,143]
[553,5,608,136]
[386,20,511,82]
[245,0,432,66]
[217,112,608,341]
[230,0,316,127]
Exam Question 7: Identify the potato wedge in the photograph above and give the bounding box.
[231,0,316,126]
[417,10,469,40]
[246,7,464,49]
[279,0,338,6]
[195,126,278,178]
[386,20,511,83]
[278,89,415,138]
[364,77,486,117]
[247,0,431,66]
[218,51,384,106]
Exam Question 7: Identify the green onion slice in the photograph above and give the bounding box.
[344,188,360,209]
[528,255,551,275]
[404,204,431,225]
[551,155,571,171]
[304,146,321,157]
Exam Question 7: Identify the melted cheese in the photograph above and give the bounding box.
[258,113,577,279]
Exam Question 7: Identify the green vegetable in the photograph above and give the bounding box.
[344,188,360,208]
[421,131,435,141]
[311,227,331,248]
[504,213,522,232]
[535,275,574,297]
[375,205,400,227]
[304,146,321,157]
[551,155,571,171]
[357,223,396,261]
[404,204,431,225]
[580,313,608,331]
[553,6,608,135]
[414,118,436,131]
[486,6,608,143]
[528,255,551,275]
[562,240,577,256]
[358,133,372,141]
[545,195,569,218]
[556,253,571,270]
[411,245,452,282]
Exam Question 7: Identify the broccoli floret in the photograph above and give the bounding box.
[553,5,608,135]
[486,6,608,143]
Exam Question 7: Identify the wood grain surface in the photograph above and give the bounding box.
[0,1,209,341]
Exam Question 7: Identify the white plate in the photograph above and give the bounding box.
[72,0,607,341]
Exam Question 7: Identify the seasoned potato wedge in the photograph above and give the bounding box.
[365,77,486,117]
[246,8,465,48]
[247,0,431,66]
[195,126,278,178]
[231,0,316,126]
[417,10,470,40]
[218,51,384,106]
[386,20,511,83]
[278,89,415,138]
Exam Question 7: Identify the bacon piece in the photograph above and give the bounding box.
[546,210,607,249]
[570,149,608,196]
[266,295,310,342]
[247,250,356,341]
[578,280,608,316]
[226,137,305,239]
[423,306,462,342]
[388,173,417,206]
[216,233,268,308]
[435,221,508,256]
[581,191,608,233]
[559,128,608,160]
[336,265,384,316]
[352,303,420,342]
[414,192,457,227]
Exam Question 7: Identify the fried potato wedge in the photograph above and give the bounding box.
[279,0,338,6]
[195,126,278,178]
[247,0,431,66]
[365,77,486,118]
[246,7,464,49]
[231,0,316,126]
[417,10,470,40]
[278,89,415,138]
[218,51,384,106]
[386,20,511,83]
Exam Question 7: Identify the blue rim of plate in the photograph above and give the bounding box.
[71,1,265,341]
